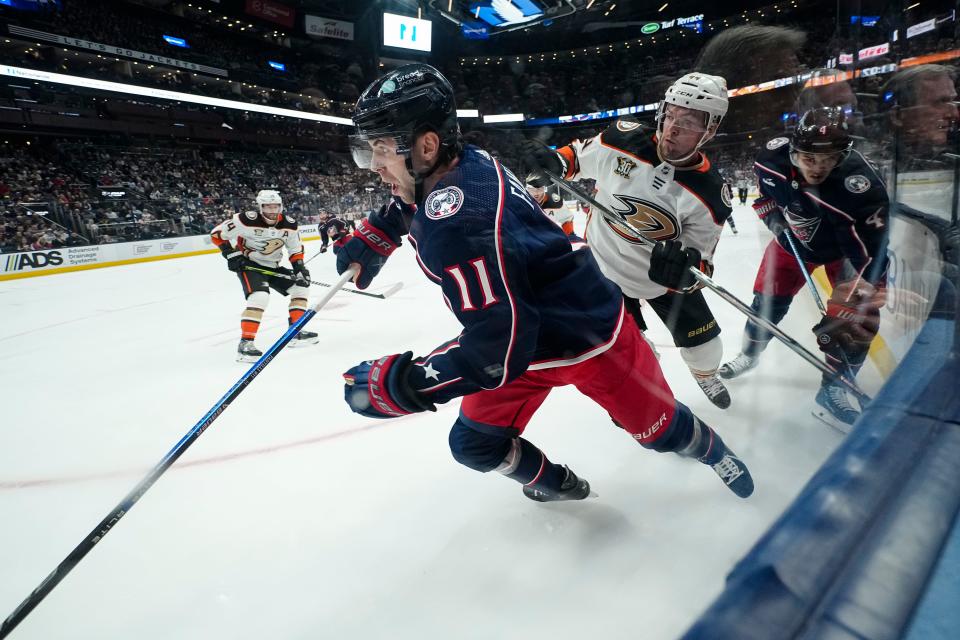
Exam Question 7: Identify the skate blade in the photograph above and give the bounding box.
[287,337,319,348]
[236,354,261,363]
[811,407,853,435]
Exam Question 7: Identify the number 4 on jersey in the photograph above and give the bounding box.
[866,209,885,229]
[445,258,499,311]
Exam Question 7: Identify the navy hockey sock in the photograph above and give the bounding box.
[500,438,567,491]
[643,402,720,462]
[743,294,793,356]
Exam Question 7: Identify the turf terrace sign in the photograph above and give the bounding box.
[641,14,704,36]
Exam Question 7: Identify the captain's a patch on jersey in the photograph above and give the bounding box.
[766,137,789,150]
[426,186,464,220]
[845,174,871,194]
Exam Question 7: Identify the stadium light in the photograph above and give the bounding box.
[0,65,353,125]
[482,113,525,123]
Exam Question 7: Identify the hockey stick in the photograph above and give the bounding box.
[303,247,325,265]
[781,230,828,315]
[0,267,359,640]
[781,229,864,381]
[243,265,402,300]
[542,169,871,404]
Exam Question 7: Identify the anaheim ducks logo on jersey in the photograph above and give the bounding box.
[245,237,287,255]
[607,194,680,243]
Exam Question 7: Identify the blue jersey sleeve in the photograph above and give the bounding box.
[405,212,541,404]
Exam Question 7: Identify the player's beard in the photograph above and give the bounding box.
[657,137,698,164]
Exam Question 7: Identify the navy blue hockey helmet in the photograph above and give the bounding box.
[791,107,853,156]
[350,64,462,171]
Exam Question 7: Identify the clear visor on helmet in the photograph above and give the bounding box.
[789,147,847,173]
[348,131,410,170]
[656,103,711,135]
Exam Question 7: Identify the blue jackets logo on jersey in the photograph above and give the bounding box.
[425,186,465,220]
[767,137,789,150]
[844,175,871,193]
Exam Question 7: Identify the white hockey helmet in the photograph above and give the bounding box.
[255,189,283,223]
[657,73,729,161]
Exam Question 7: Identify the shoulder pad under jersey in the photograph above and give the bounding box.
[599,121,658,164]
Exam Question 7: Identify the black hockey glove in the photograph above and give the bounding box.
[520,139,567,179]
[221,246,248,273]
[649,240,702,292]
[319,243,329,254]
[812,280,884,356]
[291,260,310,285]
[336,198,411,289]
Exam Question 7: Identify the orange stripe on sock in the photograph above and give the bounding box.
[241,319,260,340]
[289,309,305,324]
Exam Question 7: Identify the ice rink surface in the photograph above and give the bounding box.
[0,205,885,639]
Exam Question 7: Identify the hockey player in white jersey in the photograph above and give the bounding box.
[524,73,735,408]
[211,189,318,362]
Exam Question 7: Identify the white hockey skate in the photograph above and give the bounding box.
[237,339,263,363]
[718,352,758,379]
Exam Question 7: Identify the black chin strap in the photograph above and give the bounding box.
[406,154,445,207]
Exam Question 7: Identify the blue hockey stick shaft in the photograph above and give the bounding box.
[782,230,828,315]
[0,266,358,639]
[781,229,864,380]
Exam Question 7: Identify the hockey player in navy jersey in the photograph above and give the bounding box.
[719,107,889,431]
[335,63,753,501]
[318,213,353,254]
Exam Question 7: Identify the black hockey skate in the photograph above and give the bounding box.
[694,373,731,409]
[237,339,263,363]
[523,466,593,502]
[718,352,758,379]
[680,415,754,498]
[703,452,754,498]
[288,329,319,348]
[813,383,859,434]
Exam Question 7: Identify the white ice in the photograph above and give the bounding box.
[0,205,884,639]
